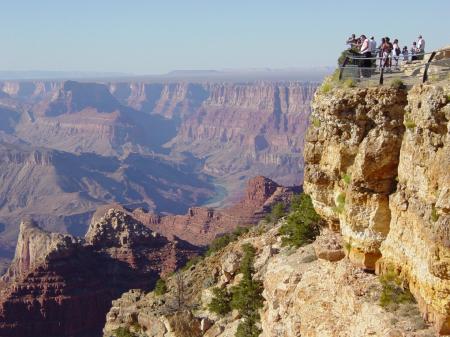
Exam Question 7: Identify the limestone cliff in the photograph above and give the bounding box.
[304,83,450,334]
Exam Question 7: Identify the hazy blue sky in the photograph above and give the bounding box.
[1,0,449,74]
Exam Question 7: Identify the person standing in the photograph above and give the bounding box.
[417,35,425,60]
[369,37,377,54]
[359,35,372,77]
[392,39,401,67]
[402,46,409,62]
[411,42,419,61]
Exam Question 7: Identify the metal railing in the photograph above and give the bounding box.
[338,48,449,85]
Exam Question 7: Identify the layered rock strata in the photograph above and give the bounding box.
[104,223,434,337]
[132,176,300,246]
[377,85,450,334]
[0,209,199,337]
[304,82,450,334]
[304,86,408,269]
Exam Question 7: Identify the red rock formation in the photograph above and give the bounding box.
[0,210,199,337]
[133,176,301,246]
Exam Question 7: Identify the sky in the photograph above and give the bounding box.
[1,0,449,75]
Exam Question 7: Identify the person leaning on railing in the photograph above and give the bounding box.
[359,35,372,77]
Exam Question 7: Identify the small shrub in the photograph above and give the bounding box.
[205,227,249,256]
[431,206,440,222]
[404,118,416,129]
[320,81,333,94]
[311,117,321,128]
[343,78,356,88]
[113,327,138,337]
[230,244,264,337]
[379,270,415,310]
[208,287,232,316]
[341,172,351,185]
[154,278,167,296]
[344,241,352,253]
[269,202,285,222]
[390,79,406,90]
[279,193,321,248]
[333,193,346,214]
[446,94,450,104]
[235,316,262,337]
[182,255,203,271]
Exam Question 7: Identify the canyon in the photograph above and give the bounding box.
[0,175,298,337]
[104,80,450,337]
[0,80,317,259]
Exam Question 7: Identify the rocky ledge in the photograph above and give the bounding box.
[104,222,435,337]
[304,82,450,334]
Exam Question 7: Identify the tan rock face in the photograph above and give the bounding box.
[378,84,450,334]
[305,83,450,334]
[304,86,407,269]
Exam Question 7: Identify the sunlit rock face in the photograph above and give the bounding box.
[304,86,407,269]
[378,84,450,334]
[304,82,450,334]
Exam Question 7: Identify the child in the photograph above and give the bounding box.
[402,46,409,62]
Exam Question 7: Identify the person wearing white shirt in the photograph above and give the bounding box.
[359,35,372,77]
[417,35,425,60]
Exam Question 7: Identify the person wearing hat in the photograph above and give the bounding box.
[417,35,425,60]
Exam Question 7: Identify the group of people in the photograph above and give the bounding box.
[345,34,426,72]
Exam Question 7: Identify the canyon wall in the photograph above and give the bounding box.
[0,80,316,257]
[304,83,450,334]
[0,209,200,337]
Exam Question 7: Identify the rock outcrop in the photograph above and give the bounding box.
[104,222,434,337]
[304,86,407,268]
[0,209,199,337]
[304,82,450,334]
[377,85,450,334]
[132,176,300,246]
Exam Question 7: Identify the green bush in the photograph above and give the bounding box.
[379,270,415,310]
[230,244,264,337]
[279,193,321,248]
[332,193,346,214]
[235,315,262,337]
[154,278,167,296]
[182,255,203,271]
[404,118,416,129]
[208,287,232,316]
[431,206,440,222]
[341,172,351,185]
[390,79,406,90]
[205,227,249,256]
[446,94,450,103]
[320,82,333,94]
[311,116,321,128]
[266,202,285,223]
[113,327,138,337]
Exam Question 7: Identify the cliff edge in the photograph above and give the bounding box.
[304,82,450,334]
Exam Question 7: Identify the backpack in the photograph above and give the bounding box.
[395,47,401,56]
